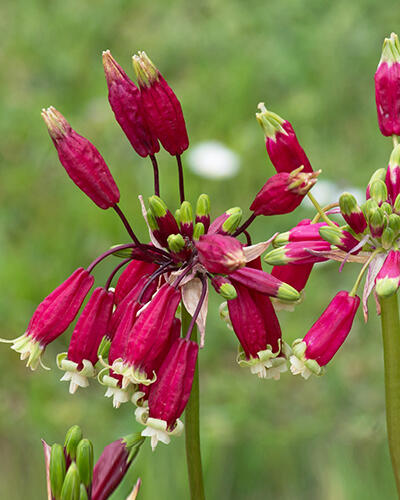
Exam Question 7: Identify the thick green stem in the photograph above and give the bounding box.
[380,293,400,497]
[182,305,205,500]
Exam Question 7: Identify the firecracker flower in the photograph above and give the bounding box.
[7,33,400,499]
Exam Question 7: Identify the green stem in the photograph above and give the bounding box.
[182,305,205,500]
[307,192,337,227]
[380,293,400,498]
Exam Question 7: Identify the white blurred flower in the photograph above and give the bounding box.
[187,141,240,179]
[305,179,365,207]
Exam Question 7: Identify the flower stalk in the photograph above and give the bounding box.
[183,305,205,500]
[380,293,400,497]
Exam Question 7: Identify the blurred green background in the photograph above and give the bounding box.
[1,0,400,498]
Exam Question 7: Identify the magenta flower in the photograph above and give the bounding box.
[227,282,287,379]
[135,338,198,450]
[375,32,400,137]
[250,167,320,216]
[264,240,331,265]
[2,268,93,370]
[290,291,360,379]
[114,259,158,306]
[195,234,246,274]
[256,102,313,173]
[102,50,159,158]
[57,287,114,393]
[41,107,120,209]
[339,193,367,234]
[133,51,189,156]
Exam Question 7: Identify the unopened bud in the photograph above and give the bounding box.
[167,233,186,253]
[389,213,400,234]
[339,192,367,234]
[366,168,387,199]
[382,227,395,249]
[64,425,83,461]
[193,222,205,240]
[174,209,181,224]
[381,201,393,215]
[79,484,89,500]
[272,231,290,247]
[180,201,193,238]
[76,439,93,488]
[50,444,66,500]
[147,210,159,231]
[394,194,400,214]
[61,463,81,500]
[148,195,168,218]
[369,208,386,238]
[369,179,388,205]
[211,276,237,300]
[362,198,379,220]
[222,207,242,234]
[195,194,211,231]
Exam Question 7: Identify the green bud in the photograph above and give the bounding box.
[219,283,238,300]
[276,282,301,302]
[222,207,242,234]
[369,208,386,234]
[50,444,66,500]
[60,463,80,500]
[147,210,159,231]
[367,168,387,189]
[174,209,181,224]
[382,227,395,249]
[394,194,400,215]
[319,226,344,246]
[263,247,289,266]
[389,143,400,167]
[193,222,205,240]
[167,233,186,253]
[381,201,393,215]
[272,231,290,247]
[97,336,111,360]
[148,195,168,218]
[339,192,359,215]
[376,277,399,298]
[180,201,193,225]
[389,213,400,234]
[362,199,379,220]
[196,194,210,217]
[64,426,83,461]
[369,179,388,205]
[122,432,146,464]
[79,485,89,500]
[76,439,93,488]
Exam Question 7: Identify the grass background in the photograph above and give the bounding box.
[1,0,400,498]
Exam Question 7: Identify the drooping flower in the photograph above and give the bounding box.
[2,268,94,370]
[135,338,198,450]
[195,234,246,274]
[290,291,360,379]
[57,287,114,394]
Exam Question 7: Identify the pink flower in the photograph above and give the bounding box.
[102,50,159,157]
[41,107,120,209]
[4,268,94,370]
[114,260,158,305]
[195,234,246,274]
[256,103,313,173]
[250,168,319,216]
[57,287,114,393]
[227,282,287,379]
[375,33,400,136]
[290,291,360,379]
[133,51,189,156]
[271,263,314,293]
[136,338,198,450]
[264,240,331,265]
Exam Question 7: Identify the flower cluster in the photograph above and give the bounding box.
[42,425,143,500]
[6,34,399,480]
